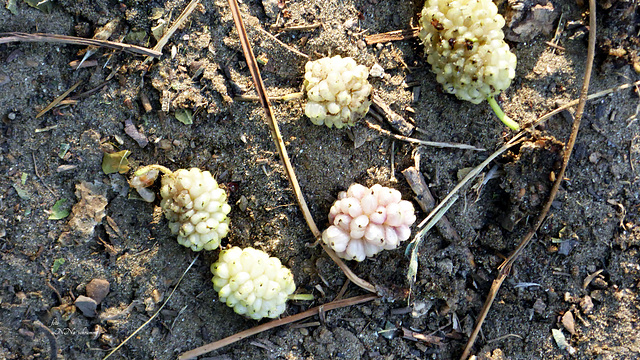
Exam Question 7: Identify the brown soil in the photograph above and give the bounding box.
[0,0,638,359]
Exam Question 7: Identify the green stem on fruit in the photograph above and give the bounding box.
[134,164,173,176]
[487,95,520,131]
[288,293,315,301]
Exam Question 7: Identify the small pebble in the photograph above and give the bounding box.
[75,295,98,317]
[561,311,575,335]
[86,278,110,304]
[151,289,163,304]
[158,139,172,150]
[18,328,35,338]
[533,298,546,314]
[580,295,594,314]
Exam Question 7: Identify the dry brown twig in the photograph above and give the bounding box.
[224,0,376,293]
[459,0,597,358]
[142,0,201,65]
[365,119,486,151]
[178,294,377,359]
[365,28,420,45]
[0,32,161,57]
[255,26,309,59]
[36,80,83,118]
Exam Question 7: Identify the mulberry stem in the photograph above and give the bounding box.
[288,294,315,301]
[487,95,520,131]
[134,164,173,176]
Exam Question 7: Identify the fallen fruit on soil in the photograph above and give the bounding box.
[211,246,296,320]
[322,183,417,261]
[130,166,231,251]
[418,0,519,130]
[304,55,373,128]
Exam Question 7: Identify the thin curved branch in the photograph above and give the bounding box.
[459,0,596,358]
[226,0,376,293]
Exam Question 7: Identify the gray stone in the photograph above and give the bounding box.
[75,295,97,317]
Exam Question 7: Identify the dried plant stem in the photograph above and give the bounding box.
[255,27,309,59]
[416,134,525,230]
[365,119,486,151]
[178,294,378,359]
[0,32,161,57]
[459,0,596,358]
[364,28,419,45]
[36,80,82,118]
[531,79,640,129]
[234,92,304,102]
[226,0,376,294]
[103,255,200,360]
[143,0,200,64]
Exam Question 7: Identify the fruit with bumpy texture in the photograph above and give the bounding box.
[418,0,517,104]
[160,168,231,251]
[211,247,296,320]
[304,55,372,128]
[322,183,417,261]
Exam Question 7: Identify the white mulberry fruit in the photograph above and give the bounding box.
[211,247,296,320]
[304,55,373,128]
[418,0,517,104]
[159,168,231,251]
[322,183,417,261]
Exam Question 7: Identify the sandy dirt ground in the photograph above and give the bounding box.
[0,0,639,359]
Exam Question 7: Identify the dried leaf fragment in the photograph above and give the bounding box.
[174,108,193,125]
[124,119,149,148]
[48,199,71,220]
[102,150,131,174]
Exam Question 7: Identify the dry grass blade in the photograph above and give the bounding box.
[416,136,525,230]
[365,119,486,151]
[365,28,419,45]
[102,254,200,360]
[36,80,83,118]
[0,32,161,57]
[255,27,309,59]
[178,294,378,359]
[142,0,200,65]
[226,0,376,294]
[530,79,640,129]
[459,0,596,358]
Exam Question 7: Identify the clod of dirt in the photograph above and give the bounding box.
[504,0,560,42]
[303,326,365,359]
[580,295,594,314]
[58,181,108,245]
[501,138,563,222]
[86,279,110,304]
[75,295,98,317]
[261,0,281,20]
